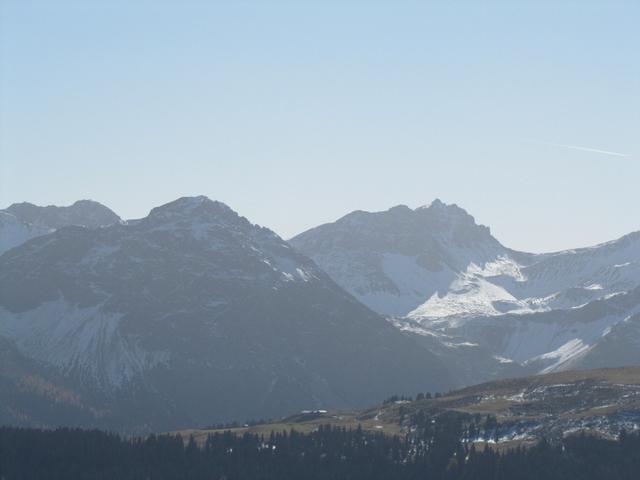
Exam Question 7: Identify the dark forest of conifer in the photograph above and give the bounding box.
[2,423,639,480]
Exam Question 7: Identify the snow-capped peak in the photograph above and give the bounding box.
[418,198,446,209]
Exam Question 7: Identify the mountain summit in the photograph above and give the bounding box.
[4,199,121,229]
[290,201,505,316]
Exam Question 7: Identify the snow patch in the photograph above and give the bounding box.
[0,212,52,254]
[0,299,167,389]
[535,339,591,373]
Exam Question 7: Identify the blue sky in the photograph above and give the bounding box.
[1,0,638,252]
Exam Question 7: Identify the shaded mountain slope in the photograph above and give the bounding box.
[0,196,450,432]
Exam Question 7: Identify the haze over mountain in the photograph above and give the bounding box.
[2,195,640,430]
[291,201,640,385]
[0,196,449,432]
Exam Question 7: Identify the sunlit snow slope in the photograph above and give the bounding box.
[291,201,640,382]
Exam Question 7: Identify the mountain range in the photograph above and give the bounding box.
[0,197,448,432]
[1,196,639,431]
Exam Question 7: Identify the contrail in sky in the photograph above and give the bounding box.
[542,142,630,157]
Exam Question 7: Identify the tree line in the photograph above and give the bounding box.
[1,421,639,479]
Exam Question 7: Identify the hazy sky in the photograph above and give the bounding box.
[1,0,638,252]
